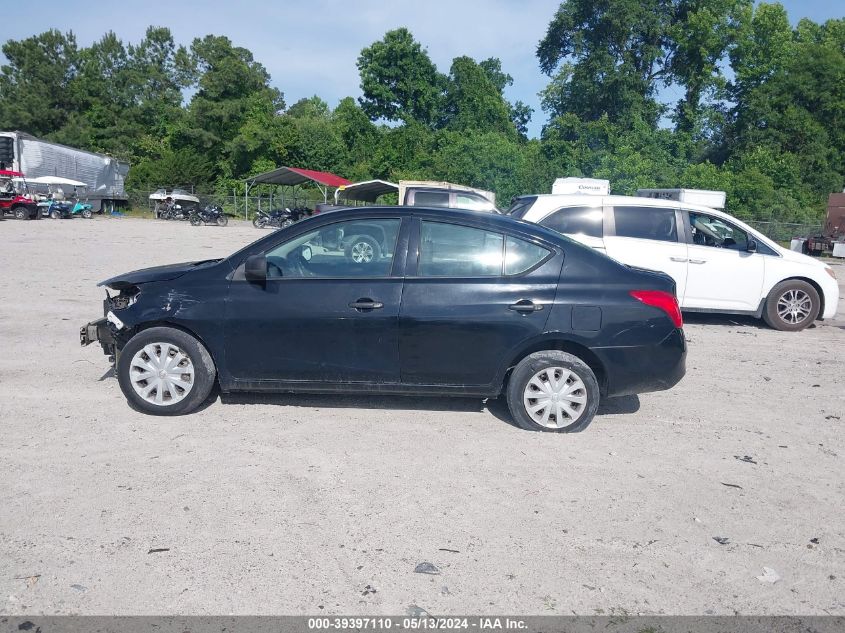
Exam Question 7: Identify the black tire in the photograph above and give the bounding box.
[82,208,92,219]
[506,351,600,433]
[13,206,26,220]
[50,210,60,220]
[344,235,381,264]
[216,215,228,227]
[763,279,820,331]
[189,214,201,226]
[116,327,216,416]
[253,216,267,229]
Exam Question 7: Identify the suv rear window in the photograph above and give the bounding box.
[539,206,603,238]
[413,191,450,207]
[612,206,678,242]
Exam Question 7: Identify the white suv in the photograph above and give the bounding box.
[510,194,839,331]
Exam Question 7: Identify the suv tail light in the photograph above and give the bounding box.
[629,290,683,328]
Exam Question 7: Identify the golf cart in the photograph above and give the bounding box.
[0,170,39,219]
[29,176,93,219]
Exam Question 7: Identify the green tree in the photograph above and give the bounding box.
[0,30,79,135]
[537,0,670,127]
[357,28,444,126]
[441,56,514,135]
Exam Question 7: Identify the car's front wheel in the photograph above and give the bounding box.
[763,280,820,331]
[345,235,380,264]
[116,327,216,415]
[506,351,600,432]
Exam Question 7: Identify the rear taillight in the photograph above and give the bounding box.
[629,290,683,328]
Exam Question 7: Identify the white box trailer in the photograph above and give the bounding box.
[552,177,609,196]
[636,188,726,209]
[0,131,129,210]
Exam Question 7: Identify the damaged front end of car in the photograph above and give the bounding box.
[79,285,143,361]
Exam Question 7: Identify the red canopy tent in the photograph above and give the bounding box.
[244,166,351,217]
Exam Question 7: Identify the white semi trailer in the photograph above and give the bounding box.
[0,131,129,211]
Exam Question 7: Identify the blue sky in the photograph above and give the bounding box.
[2,0,842,138]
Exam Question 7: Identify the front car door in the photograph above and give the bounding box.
[224,216,408,386]
[399,218,561,388]
[602,204,689,301]
[682,210,765,312]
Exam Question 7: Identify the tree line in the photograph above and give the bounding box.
[0,0,842,222]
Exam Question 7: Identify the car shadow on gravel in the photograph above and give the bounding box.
[682,313,769,328]
[218,391,639,429]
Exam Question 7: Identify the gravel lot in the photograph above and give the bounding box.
[1,216,843,616]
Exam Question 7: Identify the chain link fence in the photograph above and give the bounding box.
[745,221,823,244]
[126,188,331,220]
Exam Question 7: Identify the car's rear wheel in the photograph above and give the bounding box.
[506,351,600,432]
[763,280,820,331]
[116,327,216,415]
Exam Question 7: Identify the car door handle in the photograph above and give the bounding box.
[348,299,384,310]
[689,258,707,264]
[508,300,543,313]
[669,257,688,262]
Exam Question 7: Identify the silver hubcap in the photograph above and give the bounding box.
[777,289,812,324]
[129,343,195,406]
[523,367,587,428]
[351,242,374,263]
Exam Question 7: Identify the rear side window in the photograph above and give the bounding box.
[412,191,450,207]
[540,206,603,238]
[419,222,504,276]
[455,193,495,212]
[505,237,550,275]
[612,206,678,242]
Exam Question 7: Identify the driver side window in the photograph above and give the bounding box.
[265,218,401,279]
[687,212,748,251]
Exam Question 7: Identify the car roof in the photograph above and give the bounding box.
[518,193,736,217]
[515,194,781,250]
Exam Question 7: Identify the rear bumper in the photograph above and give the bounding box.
[594,328,687,397]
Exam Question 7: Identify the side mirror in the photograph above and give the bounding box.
[244,254,267,282]
[746,239,758,253]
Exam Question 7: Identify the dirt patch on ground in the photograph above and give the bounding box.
[0,217,843,615]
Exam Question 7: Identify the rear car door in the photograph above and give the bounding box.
[224,217,407,384]
[603,205,689,302]
[682,210,765,311]
[399,218,561,387]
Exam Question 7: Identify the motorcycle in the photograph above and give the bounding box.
[190,204,228,227]
[253,207,295,229]
[159,204,193,221]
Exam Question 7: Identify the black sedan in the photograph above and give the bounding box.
[80,207,686,432]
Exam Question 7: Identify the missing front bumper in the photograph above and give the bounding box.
[79,317,117,355]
